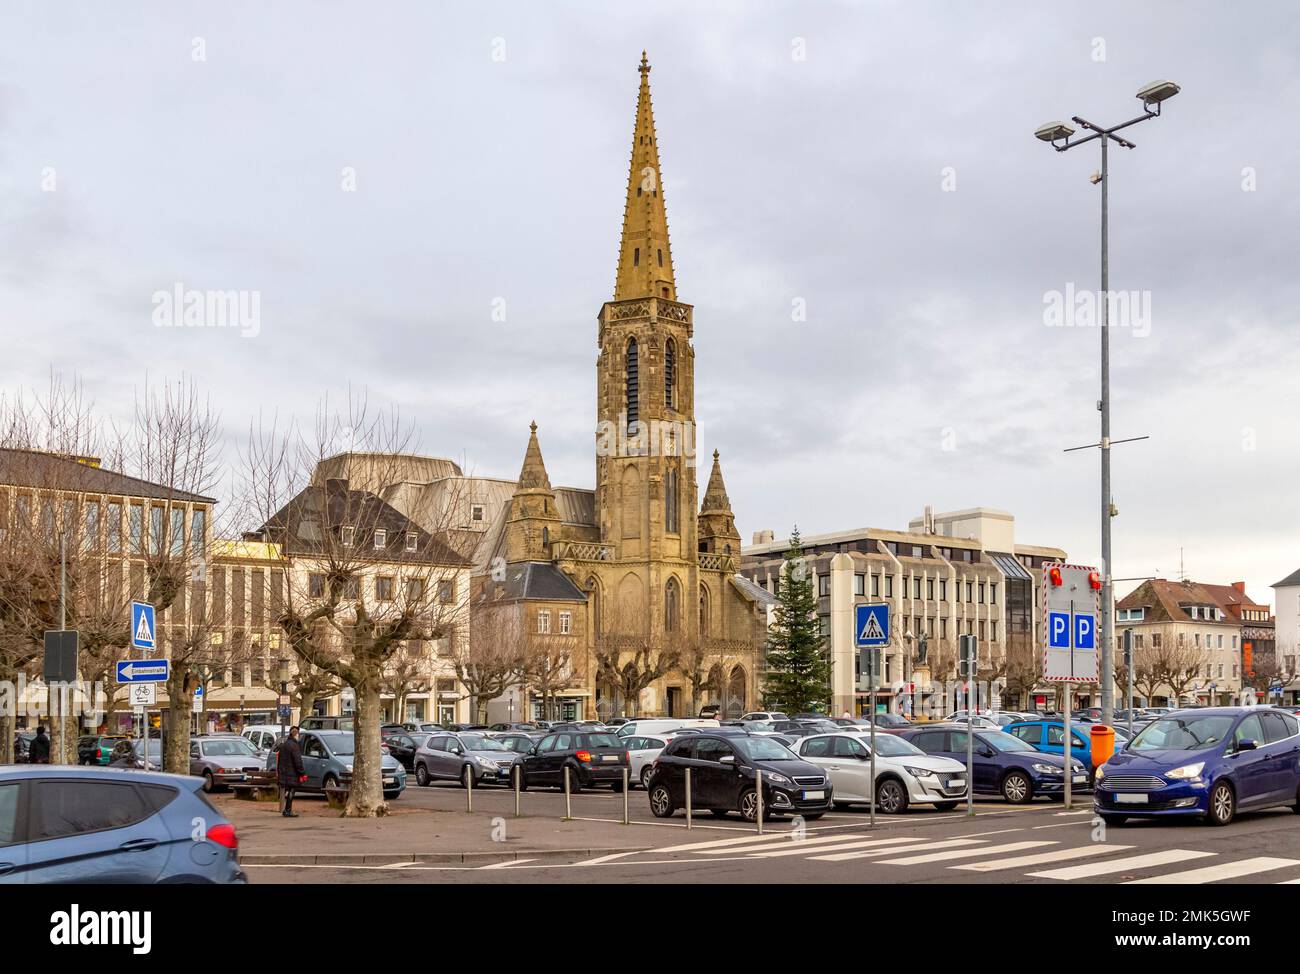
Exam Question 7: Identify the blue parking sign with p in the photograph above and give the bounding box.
[1075,613,1095,650]
[131,601,156,651]
[1048,612,1070,648]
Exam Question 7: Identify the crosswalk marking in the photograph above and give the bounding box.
[878,840,1054,866]
[658,830,818,853]
[1125,857,1300,885]
[1276,877,1300,884]
[1028,849,1213,881]
[812,837,985,863]
[954,844,1135,872]
[689,833,875,856]
[746,835,928,859]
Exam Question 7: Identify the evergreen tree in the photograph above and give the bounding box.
[761,528,831,713]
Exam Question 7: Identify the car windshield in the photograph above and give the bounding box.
[202,739,259,756]
[875,714,908,726]
[134,740,163,756]
[741,720,776,732]
[462,736,504,751]
[871,735,924,757]
[737,737,798,761]
[982,731,1037,753]
[582,734,621,748]
[1129,715,1235,752]
[322,735,355,756]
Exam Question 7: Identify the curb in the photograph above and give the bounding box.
[240,847,651,866]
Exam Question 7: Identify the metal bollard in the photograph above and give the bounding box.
[466,764,473,814]
[564,765,572,821]
[685,767,693,830]
[514,763,522,818]
[622,767,630,825]
[756,770,764,834]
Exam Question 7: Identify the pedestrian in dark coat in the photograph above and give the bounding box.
[276,726,306,817]
[29,726,51,764]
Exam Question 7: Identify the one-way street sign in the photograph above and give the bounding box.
[116,659,170,684]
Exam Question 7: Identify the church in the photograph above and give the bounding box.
[470,53,771,721]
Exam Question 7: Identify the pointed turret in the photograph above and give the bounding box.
[698,449,741,557]
[613,52,676,302]
[505,422,562,563]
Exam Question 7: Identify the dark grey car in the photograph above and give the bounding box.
[413,732,521,787]
[189,736,267,792]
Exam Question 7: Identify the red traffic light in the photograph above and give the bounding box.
[1048,567,1063,587]
[1088,571,1102,590]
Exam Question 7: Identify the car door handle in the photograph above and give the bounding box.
[119,838,160,852]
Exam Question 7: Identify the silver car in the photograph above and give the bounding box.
[412,732,520,787]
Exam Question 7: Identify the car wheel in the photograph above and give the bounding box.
[1099,813,1128,826]
[876,779,908,814]
[1207,781,1235,826]
[202,770,215,793]
[460,765,474,789]
[1292,783,1300,813]
[649,784,676,818]
[610,778,625,793]
[739,788,760,822]
[415,763,430,787]
[323,773,339,791]
[566,767,583,794]
[1001,771,1033,804]
[933,801,958,812]
[640,766,655,790]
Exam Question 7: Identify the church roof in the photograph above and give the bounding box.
[478,561,588,604]
[516,421,553,493]
[700,449,734,516]
[613,52,676,302]
[731,573,776,606]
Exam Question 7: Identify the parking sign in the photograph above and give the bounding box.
[1041,563,1101,683]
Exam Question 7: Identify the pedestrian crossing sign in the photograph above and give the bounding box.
[855,603,890,647]
[131,600,156,651]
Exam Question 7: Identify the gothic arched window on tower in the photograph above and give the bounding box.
[665,577,681,632]
[665,466,679,534]
[699,587,710,635]
[664,338,676,410]
[626,338,639,433]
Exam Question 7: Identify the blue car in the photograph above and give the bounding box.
[1004,720,1096,772]
[1096,707,1300,826]
[898,724,1089,803]
[0,765,245,883]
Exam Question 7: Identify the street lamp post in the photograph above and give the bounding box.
[276,655,291,740]
[1035,80,1179,727]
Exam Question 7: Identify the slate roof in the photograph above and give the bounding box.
[1273,568,1300,589]
[0,448,217,504]
[476,561,588,604]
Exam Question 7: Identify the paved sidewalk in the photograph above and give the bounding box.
[214,793,662,865]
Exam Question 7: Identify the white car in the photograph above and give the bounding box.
[621,733,677,788]
[791,732,968,814]
[740,712,790,723]
[616,718,717,739]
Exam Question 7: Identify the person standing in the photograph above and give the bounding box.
[29,725,51,764]
[276,726,306,817]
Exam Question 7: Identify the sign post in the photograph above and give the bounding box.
[855,603,890,829]
[1042,563,1102,811]
[959,634,978,815]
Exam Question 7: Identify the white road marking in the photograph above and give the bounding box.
[1125,857,1300,885]
[955,844,1134,872]
[576,851,638,865]
[479,858,537,869]
[745,835,926,859]
[656,830,826,853]
[1028,849,1213,881]
[878,840,1054,866]
[812,837,985,863]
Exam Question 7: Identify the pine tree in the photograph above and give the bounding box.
[761,528,831,713]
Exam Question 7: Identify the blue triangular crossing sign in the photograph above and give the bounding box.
[131,601,156,650]
[854,603,889,647]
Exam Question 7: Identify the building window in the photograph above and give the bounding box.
[374,529,387,549]
[927,578,934,601]
[170,507,185,556]
[82,500,100,550]
[657,248,663,268]
[537,610,551,634]
[884,575,893,598]
[665,338,676,410]
[940,618,947,639]
[665,578,681,632]
[965,581,973,602]
[309,573,325,599]
[940,579,948,600]
[471,505,485,522]
[990,621,998,640]
[376,576,395,601]
[633,247,640,266]
[559,611,572,635]
[978,581,986,604]
[854,573,865,596]
[341,525,355,547]
[406,578,424,602]
[913,577,921,599]
[406,531,418,552]
[665,467,679,534]
[106,501,122,552]
[989,582,997,604]
[438,580,454,603]
[190,507,206,556]
[626,338,639,432]
[871,574,880,597]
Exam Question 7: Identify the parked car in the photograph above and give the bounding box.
[518,731,629,792]
[242,725,284,752]
[697,705,721,719]
[841,713,912,731]
[1004,719,1097,772]
[740,712,790,723]
[623,734,673,788]
[488,722,542,733]
[402,722,444,733]
[12,732,34,764]
[443,723,491,733]
[770,719,839,740]
[493,732,545,756]
[616,718,717,739]
[189,736,267,792]
[0,765,245,884]
[381,732,435,771]
[1072,708,1104,722]
[412,732,521,788]
[108,738,164,770]
[77,735,128,766]
[1095,707,1300,826]
[897,724,1088,803]
[268,730,405,798]
[605,717,630,726]
[646,732,831,822]
[299,715,355,732]
[790,732,967,813]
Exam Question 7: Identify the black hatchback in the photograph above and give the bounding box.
[647,733,832,822]
[519,731,629,792]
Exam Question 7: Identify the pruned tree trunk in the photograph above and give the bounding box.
[345,679,386,817]
[164,664,194,774]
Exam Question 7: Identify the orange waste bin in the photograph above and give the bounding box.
[1090,724,1115,771]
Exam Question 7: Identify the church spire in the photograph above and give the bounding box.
[517,420,553,492]
[698,449,741,557]
[613,51,676,302]
[505,421,561,563]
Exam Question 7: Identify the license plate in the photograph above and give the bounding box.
[1073,775,1087,783]
[949,777,966,786]
[803,790,825,800]
[1116,793,1148,804]
[601,755,618,762]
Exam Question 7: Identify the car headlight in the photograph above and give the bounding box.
[1032,763,1063,774]
[761,771,792,786]
[1165,762,1204,781]
[1095,764,1106,780]
[903,766,935,778]
[344,764,353,772]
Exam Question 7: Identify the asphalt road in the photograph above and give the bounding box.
[243,778,1300,884]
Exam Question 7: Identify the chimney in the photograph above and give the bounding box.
[1232,581,1246,593]
[752,529,775,545]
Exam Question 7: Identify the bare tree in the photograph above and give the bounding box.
[519,627,579,723]
[593,603,682,718]
[244,397,472,817]
[456,598,525,724]
[381,641,431,723]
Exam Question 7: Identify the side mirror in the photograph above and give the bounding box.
[719,755,736,764]
[528,746,538,756]
[1237,739,1258,752]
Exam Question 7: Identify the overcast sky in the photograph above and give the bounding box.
[3,1,1298,606]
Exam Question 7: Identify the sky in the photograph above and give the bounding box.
[2,1,1298,607]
